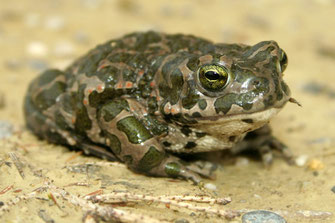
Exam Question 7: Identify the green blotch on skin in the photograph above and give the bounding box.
[117,116,152,144]
[186,57,199,72]
[77,49,110,75]
[198,99,207,110]
[133,31,162,50]
[122,69,137,82]
[75,84,92,135]
[106,133,121,155]
[35,81,66,110]
[143,115,168,136]
[89,88,121,108]
[61,92,77,113]
[54,110,71,131]
[214,93,237,114]
[214,93,254,114]
[138,146,165,172]
[214,77,269,114]
[96,66,119,87]
[165,162,181,177]
[181,81,199,109]
[37,69,64,87]
[45,130,67,145]
[159,55,188,105]
[101,100,129,122]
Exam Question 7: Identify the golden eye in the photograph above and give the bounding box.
[198,65,229,92]
[279,50,288,72]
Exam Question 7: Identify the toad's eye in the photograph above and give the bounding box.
[279,50,288,72]
[198,65,229,92]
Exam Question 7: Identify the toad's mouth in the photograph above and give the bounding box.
[190,107,283,136]
[191,96,299,123]
[193,107,282,124]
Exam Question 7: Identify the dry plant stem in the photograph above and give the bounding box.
[86,192,231,205]
[0,186,47,215]
[66,161,126,168]
[0,182,168,223]
[8,152,25,179]
[64,182,90,187]
[86,192,238,219]
[49,184,168,223]
[0,180,332,222]
[0,185,13,195]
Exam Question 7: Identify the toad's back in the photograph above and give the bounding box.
[24,32,217,144]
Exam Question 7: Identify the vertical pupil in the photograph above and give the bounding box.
[205,71,220,80]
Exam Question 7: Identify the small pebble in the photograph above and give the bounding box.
[0,120,13,139]
[189,212,196,217]
[307,159,324,170]
[0,201,4,206]
[26,41,48,57]
[295,155,308,167]
[331,186,335,194]
[204,183,217,191]
[235,157,250,166]
[242,210,286,223]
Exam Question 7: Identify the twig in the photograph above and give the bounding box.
[0,185,13,195]
[64,182,90,187]
[86,192,238,219]
[65,151,83,162]
[49,184,168,223]
[8,152,25,179]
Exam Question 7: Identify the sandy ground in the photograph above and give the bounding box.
[1,0,335,222]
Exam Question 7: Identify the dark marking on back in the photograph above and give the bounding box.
[117,116,152,144]
[185,141,197,149]
[242,119,253,124]
[138,146,165,172]
[181,126,192,136]
[198,99,207,110]
[34,81,66,110]
[163,141,171,147]
[37,69,63,87]
[195,132,206,138]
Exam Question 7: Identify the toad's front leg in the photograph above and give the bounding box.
[97,98,209,184]
[232,124,294,165]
